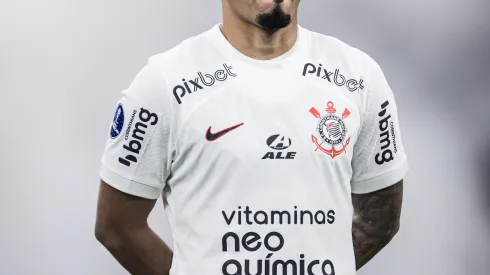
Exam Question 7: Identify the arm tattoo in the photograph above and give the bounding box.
[352,180,403,270]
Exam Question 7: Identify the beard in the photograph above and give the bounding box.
[256,3,291,30]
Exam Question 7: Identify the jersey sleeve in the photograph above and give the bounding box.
[350,59,409,194]
[99,59,174,200]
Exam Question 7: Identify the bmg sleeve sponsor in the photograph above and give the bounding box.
[375,100,397,165]
[118,108,159,167]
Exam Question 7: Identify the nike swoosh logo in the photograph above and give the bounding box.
[206,122,244,141]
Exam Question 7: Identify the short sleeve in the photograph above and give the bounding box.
[351,59,409,194]
[99,59,174,200]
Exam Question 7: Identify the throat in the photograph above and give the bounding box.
[220,22,298,61]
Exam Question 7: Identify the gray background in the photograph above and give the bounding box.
[1,0,489,274]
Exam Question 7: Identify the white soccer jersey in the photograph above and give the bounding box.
[100,24,408,275]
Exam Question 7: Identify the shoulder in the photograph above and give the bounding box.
[120,31,212,104]
[146,27,216,75]
[301,26,379,73]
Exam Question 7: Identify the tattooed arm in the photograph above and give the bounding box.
[351,180,403,270]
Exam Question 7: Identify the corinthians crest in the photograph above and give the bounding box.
[309,101,351,159]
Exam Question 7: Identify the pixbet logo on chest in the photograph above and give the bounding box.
[302,63,364,92]
[118,108,159,167]
[173,63,237,104]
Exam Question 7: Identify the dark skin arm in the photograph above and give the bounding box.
[351,180,403,270]
[94,180,173,275]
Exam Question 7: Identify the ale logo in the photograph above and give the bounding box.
[262,134,296,160]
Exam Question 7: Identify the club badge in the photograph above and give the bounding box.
[309,101,351,159]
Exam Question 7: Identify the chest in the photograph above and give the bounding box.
[172,71,363,169]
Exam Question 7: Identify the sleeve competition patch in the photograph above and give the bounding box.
[110,104,125,139]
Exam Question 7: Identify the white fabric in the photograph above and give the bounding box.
[99,23,408,275]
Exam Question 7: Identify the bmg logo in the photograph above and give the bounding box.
[375,100,397,165]
[118,108,159,167]
[302,63,364,92]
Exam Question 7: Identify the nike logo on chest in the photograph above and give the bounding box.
[205,122,244,142]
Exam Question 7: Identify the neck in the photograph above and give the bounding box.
[221,3,298,60]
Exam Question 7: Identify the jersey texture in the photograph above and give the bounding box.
[100,23,409,275]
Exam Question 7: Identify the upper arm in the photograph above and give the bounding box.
[351,179,403,220]
[351,57,409,194]
[96,180,157,233]
[96,59,174,230]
